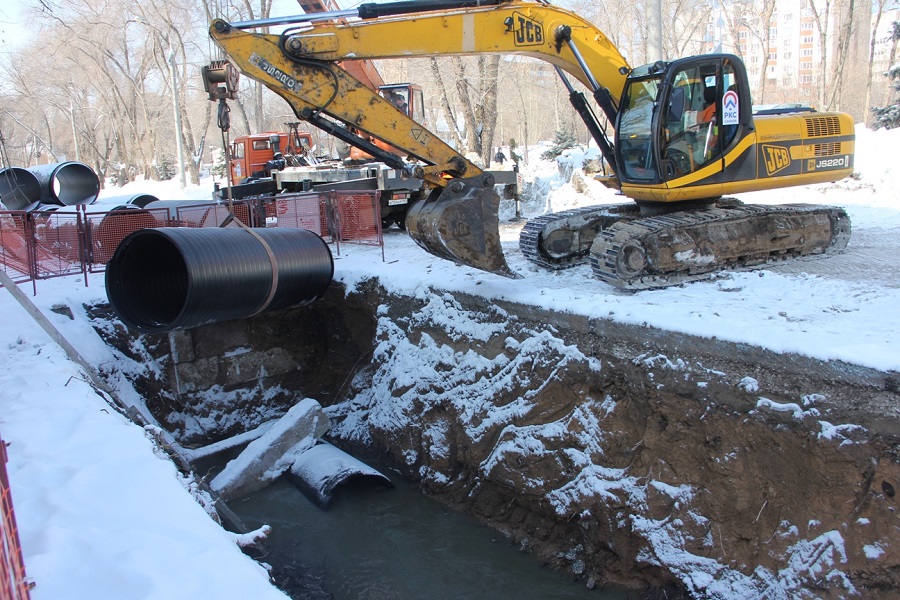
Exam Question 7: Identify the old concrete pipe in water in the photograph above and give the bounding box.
[105,226,333,333]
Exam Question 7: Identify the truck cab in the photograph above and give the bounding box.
[230,130,313,182]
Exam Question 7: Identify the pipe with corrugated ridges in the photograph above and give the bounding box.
[27,161,100,206]
[105,227,333,333]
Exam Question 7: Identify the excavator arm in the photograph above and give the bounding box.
[210,20,473,185]
[208,0,630,278]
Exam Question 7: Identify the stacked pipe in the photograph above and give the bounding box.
[0,162,100,211]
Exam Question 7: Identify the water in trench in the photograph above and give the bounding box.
[229,470,628,600]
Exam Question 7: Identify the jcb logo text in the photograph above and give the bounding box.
[512,13,543,46]
[763,145,791,175]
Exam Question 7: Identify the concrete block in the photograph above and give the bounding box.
[210,398,330,500]
[193,320,249,359]
[168,330,195,364]
[224,348,296,387]
[173,357,220,392]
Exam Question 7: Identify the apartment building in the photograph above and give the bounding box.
[702,1,896,121]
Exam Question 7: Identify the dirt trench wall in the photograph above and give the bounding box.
[92,279,900,599]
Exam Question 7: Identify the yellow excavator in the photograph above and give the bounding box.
[208,0,853,290]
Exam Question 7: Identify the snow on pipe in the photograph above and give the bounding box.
[100,193,160,208]
[27,161,100,206]
[0,167,42,211]
[287,442,393,509]
[105,227,334,333]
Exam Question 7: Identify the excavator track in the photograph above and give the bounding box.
[518,203,639,269]
[589,203,851,291]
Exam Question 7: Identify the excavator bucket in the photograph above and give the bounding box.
[405,174,519,278]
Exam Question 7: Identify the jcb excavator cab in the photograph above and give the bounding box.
[615,54,750,201]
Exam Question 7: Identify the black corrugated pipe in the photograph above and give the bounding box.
[105,227,334,333]
[28,161,100,206]
[0,167,42,211]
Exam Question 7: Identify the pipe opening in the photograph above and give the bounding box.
[28,162,100,206]
[113,232,189,329]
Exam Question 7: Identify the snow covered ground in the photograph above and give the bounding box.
[1,125,897,599]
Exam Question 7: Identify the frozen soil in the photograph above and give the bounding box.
[89,279,900,599]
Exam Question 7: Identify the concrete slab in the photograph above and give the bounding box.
[210,398,330,500]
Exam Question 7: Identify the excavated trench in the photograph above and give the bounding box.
[87,279,900,599]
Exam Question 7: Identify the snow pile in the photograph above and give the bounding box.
[0,280,289,599]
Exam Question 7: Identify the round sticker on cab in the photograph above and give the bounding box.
[723,90,739,126]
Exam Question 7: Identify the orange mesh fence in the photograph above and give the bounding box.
[28,210,83,280]
[272,193,335,242]
[175,201,253,229]
[0,434,32,600]
[335,191,382,247]
[84,207,170,268]
[0,212,33,283]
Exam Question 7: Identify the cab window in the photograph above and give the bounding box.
[617,78,660,181]
[660,64,720,179]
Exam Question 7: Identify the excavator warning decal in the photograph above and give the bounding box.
[410,128,431,145]
[761,144,792,176]
[511,13,544,46]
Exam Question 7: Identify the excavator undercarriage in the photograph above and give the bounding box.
[519,201,851,290]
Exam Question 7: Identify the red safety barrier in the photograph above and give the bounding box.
[0,191,383,293]
[0,213,33,283]
[0,434,32,600]
[176,201,252,229]
[272,192,335,242]
[28,210,83,280]
[335,192,383,248]
[84,207,170,267]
